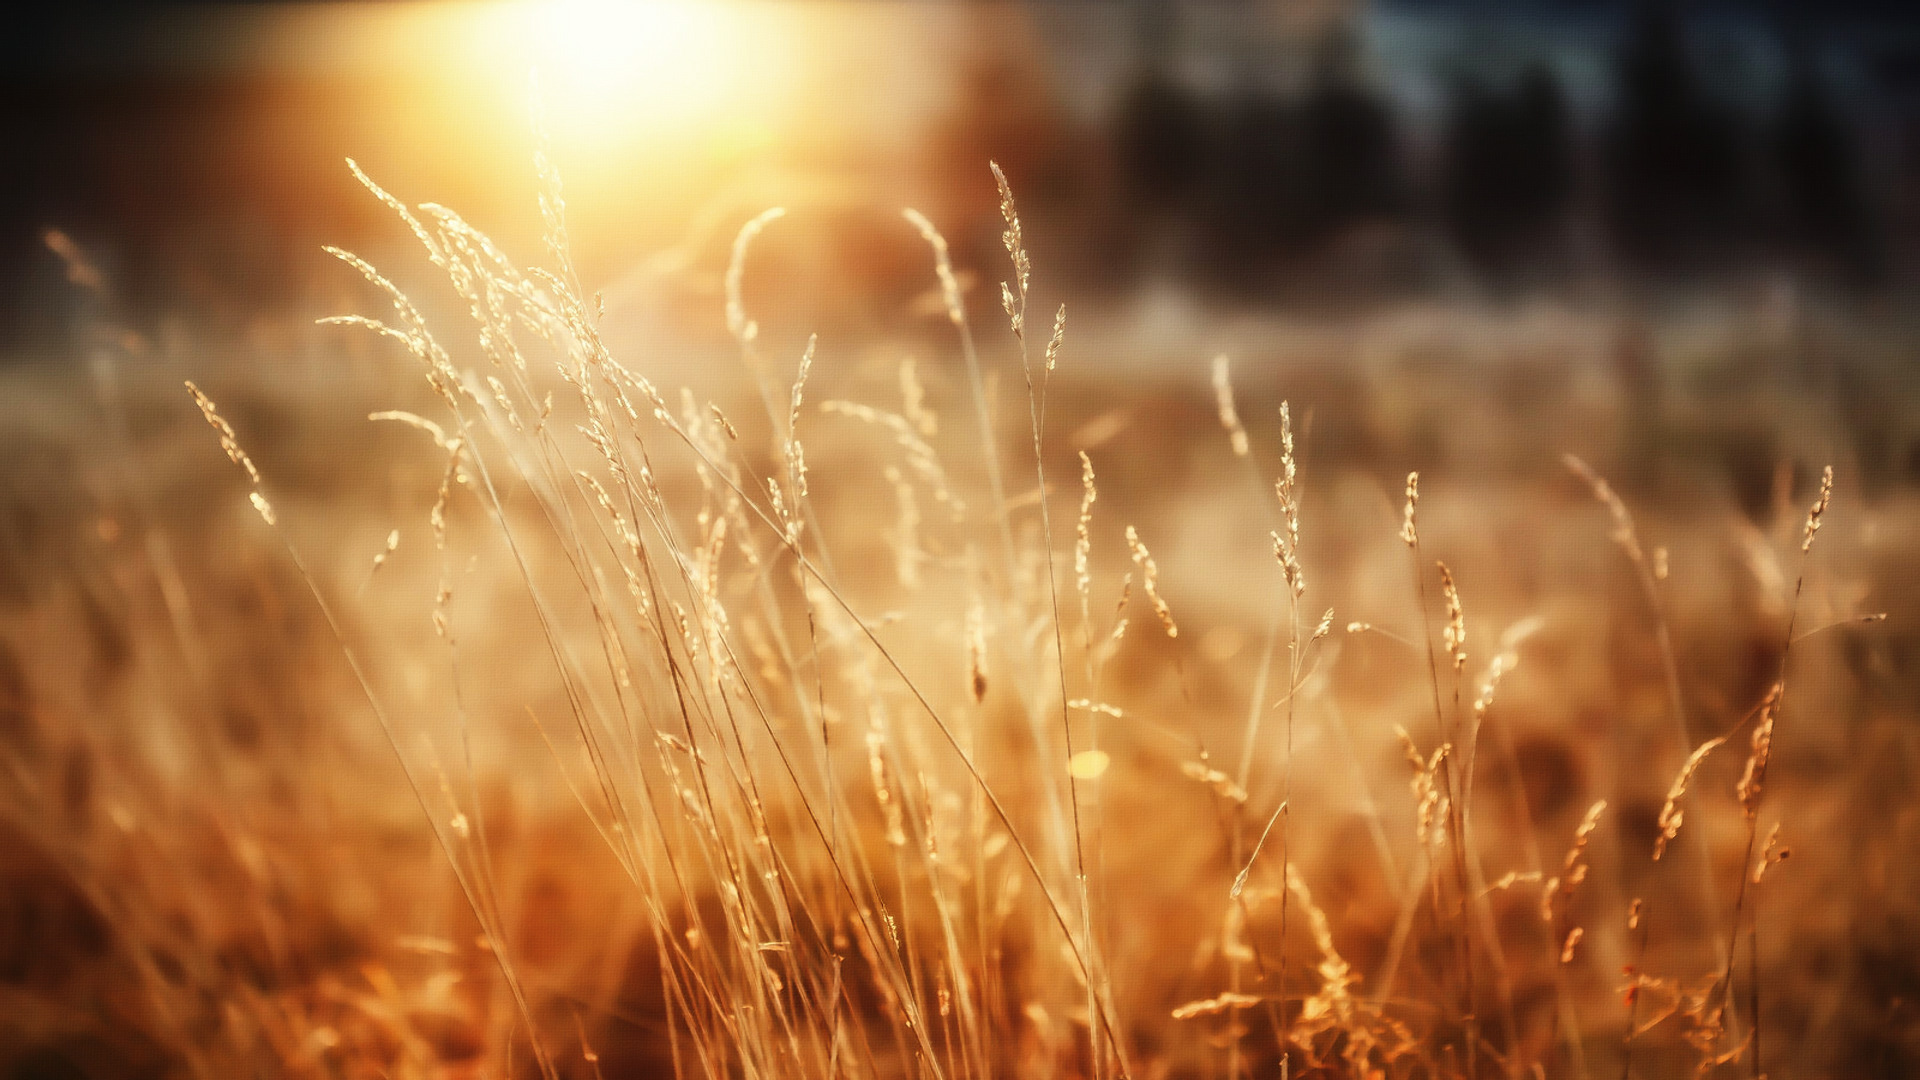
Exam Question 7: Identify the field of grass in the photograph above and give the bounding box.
[2,155,1919,1080]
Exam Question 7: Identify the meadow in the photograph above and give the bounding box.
[2,151,1917,1080]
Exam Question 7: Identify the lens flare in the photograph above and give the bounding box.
[521,0,740,132]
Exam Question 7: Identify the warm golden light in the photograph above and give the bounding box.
[516,0,744,135]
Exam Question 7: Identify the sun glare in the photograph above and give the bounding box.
[455,0,780,154]
[528,0,736,125]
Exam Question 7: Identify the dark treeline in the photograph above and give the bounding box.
[0,1,1905,355]
[1109,1,1886,293]
[1112,27,1410,297]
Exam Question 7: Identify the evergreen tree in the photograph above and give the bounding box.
[1604,0,1752,269]
[1442,62,1574,273]
[1299,25,1403,231]
[1775,44,1877,278]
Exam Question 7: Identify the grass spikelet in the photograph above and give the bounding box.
[184,380,262,486]
[1737,685,1780,816]
[44,228,104,291]
[1400,471,1419,547]
[1564,453,1646,565]
[989,161,1030,332]
[248,491,276,526]
[1656,734,1729,861]
[1472,650,1513,722]
[1574,799,1605,864]
[726,206,786,345]
[787,334,815,500]
[1211,355,1250,458]
[1272,402,1305,597]
[819,400,962,516]
[346,157,442,263]
[1171,992,1262,1021]
[1287,864,1403,1078]
[1754,824,1789,883]
[369,528,399,575]
[1105,573,1132,653]
[1075,451,1097,612]
[899,356,937,436]
[486,376,522,431]
[1125,525,1177,638]
[884,465,924,589]
[429,439,466,550]
[1486,870,1544,894]
[1545,800,1607,922]
[1044,303,1066,372]
[1438,562,1466,674]
[1571,800,1607,870]
[1561,927,1584,964]
[1396,726,1450,848]
[1803,464,1833,552]
[865,726,908,848]
[768,476,795,545]
[1181,760,1250,805]
[1288,864,1357,1018]
[902,209,966,328]
[320,245,460,401]
[368,409,451,447]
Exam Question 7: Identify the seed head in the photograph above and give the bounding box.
[1210,355,1250,458]
[1656,735,1727,860]
[1400,472,1419,547]
[1737,684,1781,817]
[1125,525,1177,638]
[902,209,964,328]
[184,381,262,486]
[1075,452,1097,608]
[1803,465,1833,553]
[1438,562,1466,674]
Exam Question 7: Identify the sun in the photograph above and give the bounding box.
[533,0,735,121]
[459,0,772,149]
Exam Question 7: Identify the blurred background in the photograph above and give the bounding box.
[6,0,1920,345]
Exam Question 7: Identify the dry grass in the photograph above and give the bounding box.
[2,149,1919,1080]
